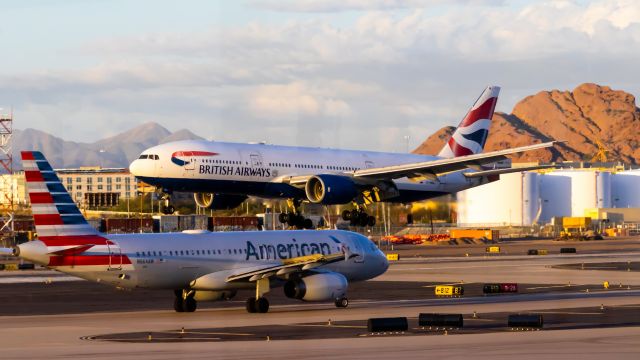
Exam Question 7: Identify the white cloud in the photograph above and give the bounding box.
[251,0,506,13]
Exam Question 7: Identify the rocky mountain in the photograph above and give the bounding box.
[414,83,640,164]
[13,122,204,169]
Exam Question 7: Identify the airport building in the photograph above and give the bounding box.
[1,167,141,208]
[457,166,640,227]
[0,173,28,205]
[56,167,139,207]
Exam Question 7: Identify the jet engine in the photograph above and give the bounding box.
[193,290,237,302]
[305,175,358,205]
[284,273,348,301]
[193,193,247,210]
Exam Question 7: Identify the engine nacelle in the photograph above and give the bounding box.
[305,175,358,205]
[284,273,348,302]
[193,290,237,302]
[193,193,247,210]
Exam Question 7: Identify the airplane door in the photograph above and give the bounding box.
[183,151,196,177]
[185,152,196,171]
[249,154,263,168]
[107,242,123,270]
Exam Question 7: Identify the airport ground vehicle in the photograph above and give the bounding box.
[129,86,558,226]
[0,151,389,313]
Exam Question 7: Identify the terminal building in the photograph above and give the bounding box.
[457,165,640,227]
[56,167,139,207]
[1,167,141,208]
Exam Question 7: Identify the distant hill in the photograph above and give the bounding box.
[413,83,640,164]
[13,122,204,169]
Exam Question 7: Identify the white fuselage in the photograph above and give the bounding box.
[129,140,481,202]
[18,230,388,290]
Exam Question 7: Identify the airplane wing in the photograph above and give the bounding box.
[226,250,354,283]
[279,141,559,186]
[462,164,558,178]
[352,141,559,181]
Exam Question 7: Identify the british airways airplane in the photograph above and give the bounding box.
[0,151,388,313]
[129,86,558,227]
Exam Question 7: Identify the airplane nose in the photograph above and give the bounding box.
[380,252,389,272]
[129,159,143,176]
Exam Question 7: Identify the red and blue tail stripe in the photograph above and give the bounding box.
[21,151,131,268]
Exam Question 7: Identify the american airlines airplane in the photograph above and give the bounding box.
[0,151,389,313]
[129,86,558,227]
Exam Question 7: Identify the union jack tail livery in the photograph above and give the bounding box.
[438,86,500,158]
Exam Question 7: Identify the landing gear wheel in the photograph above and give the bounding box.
[183,297,197,312]
[358,212,369,227]
[335,297,349,308]
[303,218,314,229]
[173,297,184,312]
[246,297,257,313]
[173,290,197,312]
[367,216,376,227]
[279,213,289,224]
[161,205,175,215]
[342,210,352,221]
[256,297,270,313]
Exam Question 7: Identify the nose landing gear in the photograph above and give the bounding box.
[159,191,175,215]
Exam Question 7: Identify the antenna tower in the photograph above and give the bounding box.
[0,110,14,247]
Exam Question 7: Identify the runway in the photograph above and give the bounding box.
[1,239,639,359]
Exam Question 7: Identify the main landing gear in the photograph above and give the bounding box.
[279,199,314,229]
[174,289,197,312]
[335,297,349,308]
[246,278,271,313]
[342,208,376,227]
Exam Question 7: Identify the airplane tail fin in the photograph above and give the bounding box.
[438,86,500,158]
[21,151,107,246]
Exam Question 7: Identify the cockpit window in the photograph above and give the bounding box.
[138,154,159,160]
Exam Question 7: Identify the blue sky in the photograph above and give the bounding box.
[1,0,638,152]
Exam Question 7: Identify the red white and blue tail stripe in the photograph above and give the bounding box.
[22,151,101,240]
[438,86,500,158]
[21,151,131,269]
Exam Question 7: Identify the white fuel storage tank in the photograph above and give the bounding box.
[612,169,640,208]
[457,172,540,226]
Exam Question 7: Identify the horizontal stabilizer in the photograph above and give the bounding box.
[47,244,95,256]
